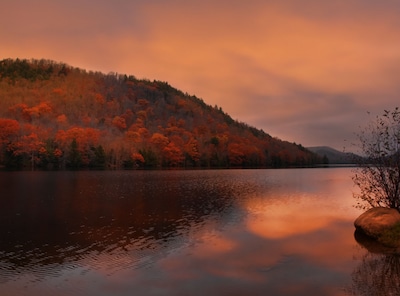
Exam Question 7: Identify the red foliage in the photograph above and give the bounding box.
[56,127,100,151]
[0,118,20,145]
[56,114,68,125]
[184,137,200,163]
[112,116,127,131]
[131,152,145,165]
[162,142,184,166]
[150,133,169,148]
[0,59,319,169]
[12,133,44,156]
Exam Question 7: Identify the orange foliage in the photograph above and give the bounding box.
[13,133,44,156]
[121,109,134,123]
[150,133,169,148]
[137,127,149,138]
[55,127,101,166]
[56,127,100,151]
[112,116,127,131]
[81,115,92,126]
[8,104,30,121]
[8,102,52,122]
[162,142,184,166]
[56,114,68,125]
[54,148,63,158]
[227,143,246,165]
[36,101,52,114]
[184,137,200,163]
[0,118,20,145]
[136,110,147,121]
[195,125,209,136]
[125,131,141,143]
[131,152,145,165]
[95,93,105,105]
[0,59,319,169]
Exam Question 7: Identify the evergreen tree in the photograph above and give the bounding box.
[67,139,81,169]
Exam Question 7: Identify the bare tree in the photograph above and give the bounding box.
[353,108,400,210]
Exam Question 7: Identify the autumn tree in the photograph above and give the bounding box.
[228,142,246,166]
[0,58,319,169]
[55,127,101,168]
[0,118,20,165]
[184,137,200,166]
[38,139,63,169]
[131,152,145,167]
[353,108,400,210]
[19,133,45,170]
[0,118,19,146]
[112,116,127,131]
[163,142,184,166]
[150,132,169,165]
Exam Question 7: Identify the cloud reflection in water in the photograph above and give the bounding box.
[0,169,372,295]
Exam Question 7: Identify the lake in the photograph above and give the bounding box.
[0,168,397,295]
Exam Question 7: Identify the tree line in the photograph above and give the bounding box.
[0,59,322,170]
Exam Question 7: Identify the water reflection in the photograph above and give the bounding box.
[354,229,400,254]
[347,230,400,295]
[348,252,400,295]
[0,168,387,295]
[0,170,244,279]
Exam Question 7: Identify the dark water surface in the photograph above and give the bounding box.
[0,168,396,295]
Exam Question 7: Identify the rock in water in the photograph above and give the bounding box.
[354,207,400,239]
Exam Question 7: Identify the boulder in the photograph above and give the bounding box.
[354,228,400,254]
[354,207,400,240]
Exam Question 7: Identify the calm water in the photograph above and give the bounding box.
[0,168,397,295]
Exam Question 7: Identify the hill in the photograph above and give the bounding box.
[0,58,321,169]
[307,146,356,164]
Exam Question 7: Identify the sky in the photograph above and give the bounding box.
[2,0,400,151]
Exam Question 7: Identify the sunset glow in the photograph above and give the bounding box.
[2,0,400,149]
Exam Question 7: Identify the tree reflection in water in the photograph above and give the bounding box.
[0,168,378,295]
[348,230,400,295]
[0,170,239,280]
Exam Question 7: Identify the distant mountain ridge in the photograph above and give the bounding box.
[0,58,323,169]
[307,146,356,164]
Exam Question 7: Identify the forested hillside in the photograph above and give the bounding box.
[307,146,357,164]
[0,58,320,169]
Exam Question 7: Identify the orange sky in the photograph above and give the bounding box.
[2,0,400,150]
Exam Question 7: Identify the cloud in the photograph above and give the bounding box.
[1,0,400,149]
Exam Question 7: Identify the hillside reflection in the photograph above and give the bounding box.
[0,168,372,295]
[0,171,241,277]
